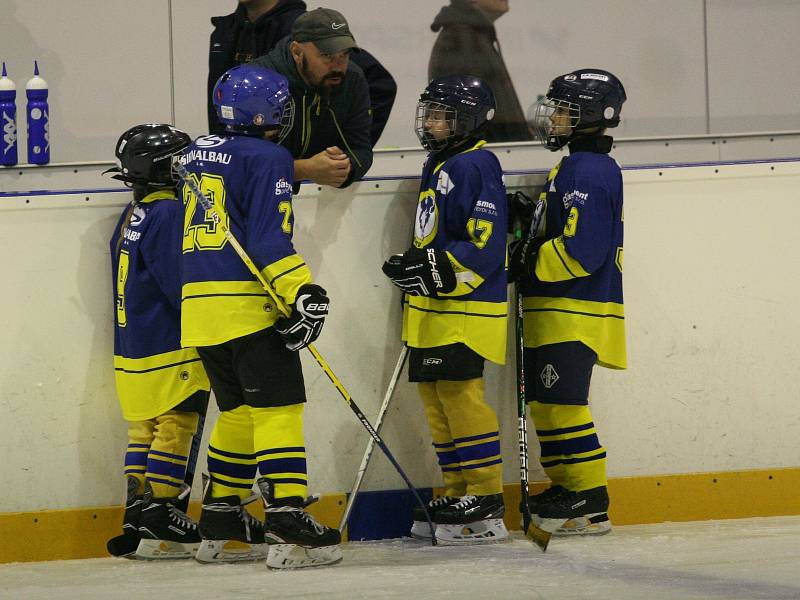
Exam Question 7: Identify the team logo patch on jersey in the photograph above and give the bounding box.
[540,364,559,389]
[436,170,454,195]
[415,191,438,247]
[129,205,146,227]
[275,177,291,196]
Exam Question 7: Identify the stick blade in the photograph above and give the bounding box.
[524,517,566,552]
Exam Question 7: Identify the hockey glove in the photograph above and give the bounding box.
[507,190,535,234]
[275,284,329,351]
[508,236,546,283]
[382,247,457,297]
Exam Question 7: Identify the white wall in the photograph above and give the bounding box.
[2,1,800,163]
[1,160,799,513]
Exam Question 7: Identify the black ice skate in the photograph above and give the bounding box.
[107,475,143,558]
[410,495,458,540]
[530,486,612,550]
[258,478,342,569]
[195,476,268,563]
[433,494,508,545]
[135,482,201,559]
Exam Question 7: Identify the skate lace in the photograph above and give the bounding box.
[430,496,455,509]
[452,495,478,509]
[168,504,197,531]
[267,505,327,535]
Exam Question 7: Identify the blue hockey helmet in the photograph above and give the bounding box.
[106,123,191,186]
[531,68,626,151]
[212,64,294,139]
[415,75,496,151]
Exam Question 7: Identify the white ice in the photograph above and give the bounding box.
[2,516,799,600]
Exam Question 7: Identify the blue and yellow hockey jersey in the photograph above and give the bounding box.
[521,150,627,369]
[403,141,508,365]
[110,191,210,422]
[179,135,312,347]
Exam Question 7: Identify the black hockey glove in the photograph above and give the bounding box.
[275,284,329,351]
[508,236,546,283]
[507,190,536,234]
[382,247,457,297]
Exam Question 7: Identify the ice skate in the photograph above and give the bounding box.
[258,478,342,569]
[532,486,612,543]
[195,477,268,563]
[519,485,569,530]
[433,494,508,545]
[107,476,144,558]
[135,482,201,559]
[410,495,458,540]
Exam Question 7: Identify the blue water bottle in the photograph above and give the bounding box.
[26,60,49,164]
[0,62,17,166]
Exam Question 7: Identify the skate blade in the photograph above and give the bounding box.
[107,534,139,558]
[410,520,435,540]
[552,517,613,537]
[135,538,199,560]
[266,544,343,570]
[434,519,508,545]
[194,539,269,563]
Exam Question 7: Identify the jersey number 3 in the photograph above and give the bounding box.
[182,173,229,252]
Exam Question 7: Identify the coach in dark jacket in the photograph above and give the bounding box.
[429,0,533,142]
[208,1,396,147]
[251,8,373,188]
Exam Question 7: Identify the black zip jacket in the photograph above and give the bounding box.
[208,1,396,147]
[251,36,373,188]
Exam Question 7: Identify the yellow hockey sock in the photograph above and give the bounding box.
[207,406,258,500]
[253,404,308,501]
[530,402,607,491]
[437,378,503,497]
[125,420,155,494]
[146,410,199,498]
[418,382,466,497]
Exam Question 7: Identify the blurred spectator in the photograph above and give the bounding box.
[429,0,534,142]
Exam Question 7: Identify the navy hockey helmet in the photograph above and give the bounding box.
[531,69,627,151]
[213,64,294,139]
[415,75,496,152]
[106,123,191,186]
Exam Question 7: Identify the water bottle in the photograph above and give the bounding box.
[0,62,17,166]
[26,60,49,164]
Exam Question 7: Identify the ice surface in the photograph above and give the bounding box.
[1,516,799,600]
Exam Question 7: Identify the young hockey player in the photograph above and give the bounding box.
[107,123,211,559]
[509,68,627,537]
[181,64,341,569]
[382,75,509,544]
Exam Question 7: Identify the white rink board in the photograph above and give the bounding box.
[1,161,800,513]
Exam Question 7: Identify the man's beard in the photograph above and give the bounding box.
[301,56,345,100]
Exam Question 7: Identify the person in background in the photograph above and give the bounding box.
[509,68,627,537]
[209,0,396,148]
[106,124,210,560]
[429,0,534,142]
[382,75,509,545]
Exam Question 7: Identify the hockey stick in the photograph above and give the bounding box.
[515,279,535,541]
[338,345,408,533]
[107,396,210,557]
[173,158,436,544]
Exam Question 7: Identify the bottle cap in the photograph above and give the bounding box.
[0,62,15,92]
[26,60,48,91]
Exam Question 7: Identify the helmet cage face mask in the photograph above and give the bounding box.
[415,100,459,152]
[275,97,295,143]
[532,97,581,150]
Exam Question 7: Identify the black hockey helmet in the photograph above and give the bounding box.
[531,69,626,151]
[105,123,192,186]
[415,75,496,151]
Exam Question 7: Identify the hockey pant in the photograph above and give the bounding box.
[530,402,607,492]
[206,404,307,501]
[418,378,503,497]
[125,410,200,498]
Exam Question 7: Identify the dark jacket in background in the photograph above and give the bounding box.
[429,0,533,143]
[208,1,396,146]
[252,36,373,187]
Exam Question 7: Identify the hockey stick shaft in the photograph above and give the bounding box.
[515,282,533,534]
[174,158,436,543]
[339,345,408,532]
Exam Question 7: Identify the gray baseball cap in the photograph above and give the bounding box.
[292,8,358,55]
